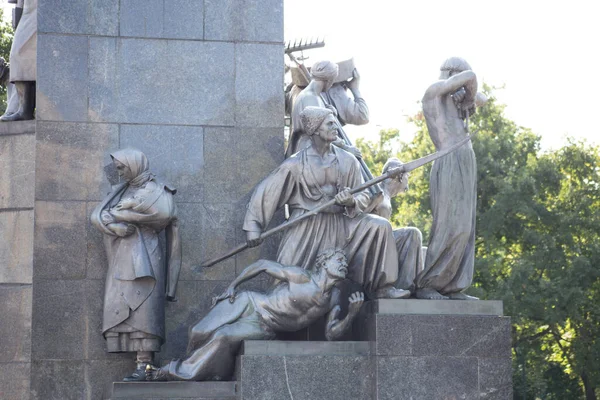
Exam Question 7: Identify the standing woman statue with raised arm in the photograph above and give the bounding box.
[415,57,483,300]
[91,149,182,381]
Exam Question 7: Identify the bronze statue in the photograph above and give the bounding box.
[244,106,410,299]
[287,60,361,159]
[415,57,483,300]
[286,59,370,129]
[1,0,36,122]
[0,57,19,119]
[91,149,182,381]
[365,158,424,292]
[147,249,363,381]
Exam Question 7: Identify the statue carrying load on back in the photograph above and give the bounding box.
[286,59,368,159]
[142,53,487,385]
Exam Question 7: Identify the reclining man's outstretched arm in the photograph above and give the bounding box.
[212,260,310,305]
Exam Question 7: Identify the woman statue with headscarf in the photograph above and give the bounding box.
[91,149,181,381]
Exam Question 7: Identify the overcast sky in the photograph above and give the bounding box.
[285,0,600,150]
[3,2,597,150]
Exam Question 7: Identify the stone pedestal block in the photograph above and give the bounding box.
[104,301,511,400]
[359,300,512,400]
[0,120,35,400]
[109,381,236,400]
[236,340,373,400]
[232,301,511,400]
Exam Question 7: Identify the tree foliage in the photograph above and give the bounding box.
[0,9,14,114]
[357,85,600,399]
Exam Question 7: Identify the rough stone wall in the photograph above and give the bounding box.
[28,1,284,398]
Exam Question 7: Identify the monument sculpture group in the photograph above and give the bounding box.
[0,3,512,398]
[82,55,489,384]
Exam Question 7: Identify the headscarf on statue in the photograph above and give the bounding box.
[91,149,182,305]
[311,60,338,82]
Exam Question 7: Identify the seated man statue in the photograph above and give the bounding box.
[365,158,424,292]
[245,106,409,300]
[147,249,363,381]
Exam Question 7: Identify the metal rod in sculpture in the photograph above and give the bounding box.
[285,37,326,55]
[198,133,476,269]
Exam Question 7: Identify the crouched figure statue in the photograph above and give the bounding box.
[147,249,363,381]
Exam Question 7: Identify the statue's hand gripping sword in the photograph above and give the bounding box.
[197,133,475,269]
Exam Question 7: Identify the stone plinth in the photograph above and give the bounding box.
[30,0,284,398]
[236,340,373,400]
[358,299,512,400]
[234,300,511,400]
[103,300,511,400]
[367,298,504,315]
[0,120,35,400]
[109,381,236,400]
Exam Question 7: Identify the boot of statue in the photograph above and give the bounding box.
[1,81,34,121]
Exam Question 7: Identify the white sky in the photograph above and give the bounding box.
[2,2,597,150]
[285,0,600,150]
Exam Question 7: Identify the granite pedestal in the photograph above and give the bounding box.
[237,340,373,400]
[358,299,512,400]
[0,120,35,399]
[9,0,285,399]
[109,381,236,400]
[105,300,511,399]
[235,300,512,400]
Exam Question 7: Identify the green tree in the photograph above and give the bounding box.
[0,9,14,114]
[357,85,600,399]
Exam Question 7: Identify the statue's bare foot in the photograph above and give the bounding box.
[374,286,411,299]
[145,365,169,381]
[415,288,448,300]
[447,292,479,300]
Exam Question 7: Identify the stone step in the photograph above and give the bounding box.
[237,341,373,399]
[367,298,504,315]
[109,381,237,400]
[241,340,370,356]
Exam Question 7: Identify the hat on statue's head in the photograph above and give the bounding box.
[310,60,339,82]
[300,106,333,136]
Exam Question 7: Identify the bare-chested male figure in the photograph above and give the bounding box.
[415,57,484,300]
[147,249,363,381]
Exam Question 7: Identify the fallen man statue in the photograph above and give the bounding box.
[147,249,363,381]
